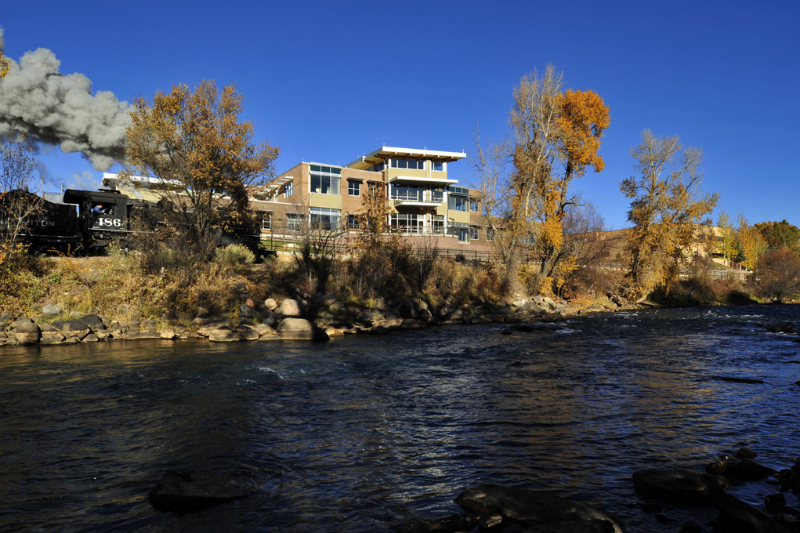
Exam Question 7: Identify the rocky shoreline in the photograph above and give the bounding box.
[0,292,607,347]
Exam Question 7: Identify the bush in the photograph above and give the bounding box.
[214,244,255,267]
[757,248,800,302]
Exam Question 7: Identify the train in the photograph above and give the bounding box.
[0,188,271,258]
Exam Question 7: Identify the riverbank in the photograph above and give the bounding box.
[0,253,780,348]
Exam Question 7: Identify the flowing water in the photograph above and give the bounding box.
[1,305,799,532]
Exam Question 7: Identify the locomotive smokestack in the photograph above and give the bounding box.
[0,28,130,171]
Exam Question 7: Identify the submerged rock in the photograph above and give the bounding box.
[149,470,254,513]
[454,484,625,533]
[712,492,790,533]
[632,469,728,502]
[706,458,777,481]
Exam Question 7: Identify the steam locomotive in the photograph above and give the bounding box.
[1,188,267,256]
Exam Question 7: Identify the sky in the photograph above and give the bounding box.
[1,0,798,230]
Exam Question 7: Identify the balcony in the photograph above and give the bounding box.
[391,190,445,206]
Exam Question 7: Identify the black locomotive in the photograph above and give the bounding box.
[1,188,268,257]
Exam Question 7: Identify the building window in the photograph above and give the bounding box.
[470,199,478,212]
[370,162,385,173]
[287,213,303,233]
[458,228,469,243]
[261,211,273,231]
[432,188,444,203]
[432,215,444,235]
[348,181,360,196]
[284,181,293,198]
[486,228,494,241]
[389,213,423,234]
[310,165,341,195]
[390,158,425,170]
[390,184,423,201]
[449,195,467,211]
[432,161,444,171]
[347,214,360,230]
[469,226,479,240]
[310,207,341,231]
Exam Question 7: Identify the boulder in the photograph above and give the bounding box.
[126,331,163,340]
[53,319,91,341]
[39,330,65,344]
[207,326,240,343]
[149,470,254,513]
[13,319,41,344]
[454,484,625,533]
[277,318,329,341]
[41,304,62,316]
[255,324,277,337]
[633,469,728,502]
[279,299,302,317]
[235,325,260,341]
[712,493,790,533]
[264,298,278,311]
[160,329,178,340]
[706,458,777,481]
[82,333,99,342]
[396,514,475,533]
[78,314,106,330]
[314,294,338,307]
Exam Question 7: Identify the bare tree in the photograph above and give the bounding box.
[0,144,42,246]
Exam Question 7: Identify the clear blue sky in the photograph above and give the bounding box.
[2,0,798,229]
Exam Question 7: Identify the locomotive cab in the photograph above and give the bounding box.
[63,189,136,249]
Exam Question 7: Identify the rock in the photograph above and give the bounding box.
[400,318,423,330]
[95,330,112,340]
[397,299,416,319]
[279,299,302,317]
[82,333,99,342]
[632,469,728,502]
[207,326,240,343]
[680,520,705,532]
[277,318,329,341]
[712,493,790,533]
[126,331,163,340]
[541,311,565,322]
[39,330,65,344]
[255,324,277,337]
[418,308,433,321]
[736,447,758,459]
[765,493,787,512]
[41,304,62,316]
[13,319,41,344]
[767,322,794,334]
[264,298,278,311]
[160,329,178,340]
[78,314,105,330]
[239,305,256,318]
[454,484,625,533]
[314,294,338,307]
[142,319,158,332]
[149,470,254,513]
[396,514,475,533]
[53,319,91,341]
[235,325,259,341]
[10,316,36,329]
[706,458,777,481]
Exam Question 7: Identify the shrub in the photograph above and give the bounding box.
[214,244,255,267]
[756,248,800,302]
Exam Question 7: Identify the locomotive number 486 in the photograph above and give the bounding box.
[97,217,123,228]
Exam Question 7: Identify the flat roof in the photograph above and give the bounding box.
[346,146,466,170]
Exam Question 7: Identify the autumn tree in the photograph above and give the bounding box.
[0,144,42,246]
[0,34,9,78]
[756,248,800,302]
[472,66,610,294]
[716,209,736,263]
[621,131,718,298]
[121,80,279,259]
[734,214,768,270]
[754,220,800,253]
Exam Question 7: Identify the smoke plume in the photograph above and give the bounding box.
[0,28,130,171]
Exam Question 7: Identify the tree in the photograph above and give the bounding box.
[472,65,609,294]
[121,80,279,252]
[716,209,736,263]
[734,213,768,270]
[0,144,42,245]
[0,34,9,78]
[621,131,718,298]
[754,220,800,253]
[756,248,800,302]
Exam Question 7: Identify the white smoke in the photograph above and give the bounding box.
[0,28,131,171]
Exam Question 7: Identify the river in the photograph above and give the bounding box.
[1,305,798,532]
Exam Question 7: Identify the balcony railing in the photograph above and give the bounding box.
[391,190,445,204]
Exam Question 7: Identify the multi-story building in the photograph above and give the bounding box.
[251,146,490,251]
